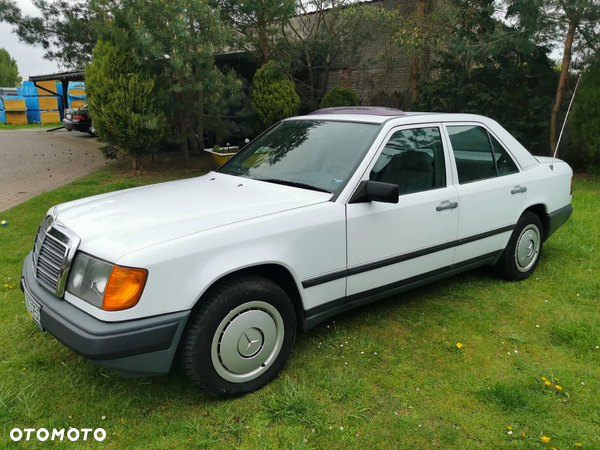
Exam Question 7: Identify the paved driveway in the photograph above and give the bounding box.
[0,129,110,212]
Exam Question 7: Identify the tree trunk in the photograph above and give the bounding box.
[408,0,427,106]
[132,152,138,171]
[550,20,577,157]
[305,48,315,107]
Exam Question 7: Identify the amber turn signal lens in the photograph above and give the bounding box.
[102,266,148,311]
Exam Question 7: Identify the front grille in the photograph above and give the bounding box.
[33,230,67,292]
[32,215,79,296]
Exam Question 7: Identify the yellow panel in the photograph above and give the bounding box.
[40,111,61,124]
[69,99,86,108]
[68,88,86,96]
[37,97,59,110]
[3,99,26,111]
[36,80,59,96]
[5,112,28,124]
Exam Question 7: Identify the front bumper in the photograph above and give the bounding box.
[21,252,190,377]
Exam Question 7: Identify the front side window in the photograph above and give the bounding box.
[218,120,379,195]
[447,125,519,183]
[369,127,446,195]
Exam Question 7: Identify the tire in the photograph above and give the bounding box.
[495,211,543,281]
[182,276,296,397]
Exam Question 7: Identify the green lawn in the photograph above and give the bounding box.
[1,167,598,449]
[0,123,63,130]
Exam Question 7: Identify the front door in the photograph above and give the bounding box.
[346,125,459,296]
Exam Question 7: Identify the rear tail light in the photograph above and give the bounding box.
[72,116,86,121]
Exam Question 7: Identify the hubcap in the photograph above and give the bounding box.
[211,301,284,383]
[514,224,541,273]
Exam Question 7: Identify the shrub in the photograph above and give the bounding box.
[252,61,300,129]
[320,87,360,108]
[85,41,167,170]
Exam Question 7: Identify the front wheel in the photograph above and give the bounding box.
[182,276,296,397]
[495,211,543,281]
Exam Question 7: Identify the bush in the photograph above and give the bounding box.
[252,61,300,129]
[85,41,167,170]
[320,87,360,108]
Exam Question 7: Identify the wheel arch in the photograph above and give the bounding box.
[523,203,550,241]
[190,264,306,330]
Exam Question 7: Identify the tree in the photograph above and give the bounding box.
[570,51,600,172]
[506,0,600,156]
[252,61,299,128]
[213,0,296,65]
[375,0,460,107]
[0,0,97,69]
[86,41,166,170]
[417,0,557,152]
[91,0,241,166]
[282,0,373,109]
[0,48,21,86]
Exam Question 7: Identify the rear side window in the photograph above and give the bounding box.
[447,125,519,183]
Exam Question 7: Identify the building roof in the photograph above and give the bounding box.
[29,70,85,83]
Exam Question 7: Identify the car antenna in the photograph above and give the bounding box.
[550,74,582,171]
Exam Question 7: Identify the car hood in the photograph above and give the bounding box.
[54,172,331,262]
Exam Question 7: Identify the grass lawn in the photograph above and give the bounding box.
[0,123,63,130]
[0,164,598,449]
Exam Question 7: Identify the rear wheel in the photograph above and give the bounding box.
[496,211,543,281]
[182,276,296,397]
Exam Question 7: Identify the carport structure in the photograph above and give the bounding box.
[28,70,85,131]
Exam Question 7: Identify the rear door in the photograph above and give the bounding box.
[443,123,529,264]
[345,124,459,296]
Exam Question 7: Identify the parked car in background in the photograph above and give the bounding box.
[63,105,94,135]
[21,107,573,397]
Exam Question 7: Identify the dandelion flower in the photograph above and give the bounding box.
[541,436,550,443]
[507,426,512,430]
[545,380,552,386]
[555,385,562,390]
[541,377,547,381]
[456,343,464,349]
[522,432,526,438]
[554,378,559,381]
[575,443,583,447]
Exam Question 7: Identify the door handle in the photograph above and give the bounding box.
[436,201,458,212]
[511,186,527,195]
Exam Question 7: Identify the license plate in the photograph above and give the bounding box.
[25,292,43,331]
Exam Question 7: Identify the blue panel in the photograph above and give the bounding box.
[27,110,41,123]
[0,110,5,124]
[22,81,37,97]
[25,96,39,110]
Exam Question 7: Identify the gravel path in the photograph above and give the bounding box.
[0,128,110,212]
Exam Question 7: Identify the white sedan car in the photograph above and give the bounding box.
[21,107,573,397]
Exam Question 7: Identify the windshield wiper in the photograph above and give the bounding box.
[257,179,332,194]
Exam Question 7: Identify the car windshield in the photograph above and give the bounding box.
[218,120,379,194]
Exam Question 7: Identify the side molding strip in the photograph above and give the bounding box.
[303,251,502,330]
[302,225,514,288]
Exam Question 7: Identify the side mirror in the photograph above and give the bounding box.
[349,180,399,204]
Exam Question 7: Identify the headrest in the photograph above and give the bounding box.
[400,151,433,171]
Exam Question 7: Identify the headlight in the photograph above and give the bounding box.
[66,252,147,311]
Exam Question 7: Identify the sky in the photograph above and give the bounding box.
[0,0,60,81]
